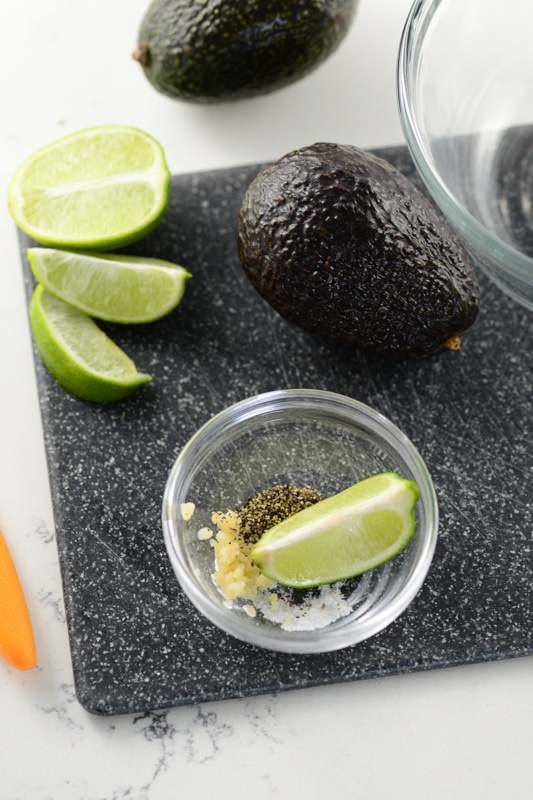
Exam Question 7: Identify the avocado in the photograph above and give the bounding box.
[236,143,480,358]
[133,0,358,103]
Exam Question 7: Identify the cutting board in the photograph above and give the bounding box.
[19,144,533,716]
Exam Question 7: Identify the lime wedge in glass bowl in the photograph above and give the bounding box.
[252,472,420,588]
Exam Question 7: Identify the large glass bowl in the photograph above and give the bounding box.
[398,0,533,311]
[162,389,438,654]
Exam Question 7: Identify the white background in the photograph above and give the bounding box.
[1,1,532,797]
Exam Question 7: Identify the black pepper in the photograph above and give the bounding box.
[239,484,323,544]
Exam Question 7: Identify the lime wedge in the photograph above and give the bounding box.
[29,284,152,402]
[251,472,420,588]
[27,248,191,324]
[8,126,170,250]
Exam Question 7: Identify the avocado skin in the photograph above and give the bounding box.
[135,0,358,103]
[236,143,480,359]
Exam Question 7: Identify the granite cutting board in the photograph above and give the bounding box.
[19,144,533,716]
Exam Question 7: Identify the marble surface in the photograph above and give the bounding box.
[2,0,533,797]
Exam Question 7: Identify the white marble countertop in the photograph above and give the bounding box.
[1,0,532,797]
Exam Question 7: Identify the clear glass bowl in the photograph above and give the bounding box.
[162,389,438,653]
[398,0,533,311]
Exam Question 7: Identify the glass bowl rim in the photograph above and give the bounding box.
[161,388,439,654]
[397,0,533,285]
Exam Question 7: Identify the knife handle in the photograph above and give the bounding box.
[0,528,36,670]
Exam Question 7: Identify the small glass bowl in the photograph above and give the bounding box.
[162,389,438,653]
[398,0,533,311]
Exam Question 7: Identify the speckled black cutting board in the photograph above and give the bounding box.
[19,144,533,716]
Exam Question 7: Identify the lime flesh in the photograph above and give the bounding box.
[29,284,151,402]
[8,126,170,250]
[251,472,420,588]
[28,248,191,324]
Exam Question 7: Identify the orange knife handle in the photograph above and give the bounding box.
[0,528,36,670]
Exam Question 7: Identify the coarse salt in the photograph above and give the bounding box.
[252,584,352,631]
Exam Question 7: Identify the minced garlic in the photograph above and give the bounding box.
[208,486,324,603]
[210,509,272,600]
[180,502,195,521]
[211,509,241,535]
[269,592,280,611]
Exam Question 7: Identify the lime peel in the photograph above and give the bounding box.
[251,472,420,588]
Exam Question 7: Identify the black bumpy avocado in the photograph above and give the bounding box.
[133,0,358,103]
[236,143,480,359]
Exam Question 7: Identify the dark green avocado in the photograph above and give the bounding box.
[236,143,480,358]
[133,0,358,103]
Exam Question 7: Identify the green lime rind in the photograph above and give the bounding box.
[29,284,152,403]
[8,125,170,250]
[251,472,420,588]
[27,247,191,324]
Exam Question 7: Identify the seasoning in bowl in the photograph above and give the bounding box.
[198,472,420,632]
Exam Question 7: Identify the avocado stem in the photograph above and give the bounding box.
[132,44,151,68]
[443,334,462,351]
